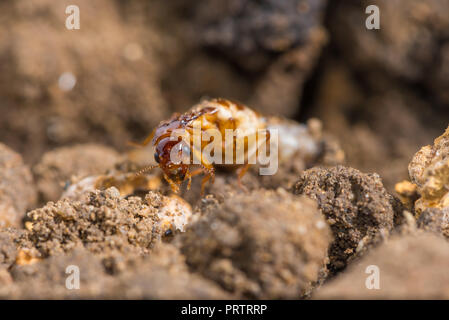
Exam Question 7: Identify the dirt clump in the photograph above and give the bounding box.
[293,165,401,272]
[0,243,229,299]
[107,243,231,299]
[24,188,163,262]
[396,126,449,239]
[0,143,37,228]
[179,189,332,299]
[195,0,327,69]
[314,233,449,299]
[394,180,419,212]
[2,248,112,299]
[416,208,449,239]
[408,126,449,216]
[0,229,29,268]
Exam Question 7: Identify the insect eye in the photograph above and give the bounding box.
[154,152,160,163]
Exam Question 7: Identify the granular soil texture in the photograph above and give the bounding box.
[24,188,162,262]
[315,233,449,299]
[179,189,332,299]
[292,166,402,273]
[1,244,229,299]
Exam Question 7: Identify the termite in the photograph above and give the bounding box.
[134,98,269,193]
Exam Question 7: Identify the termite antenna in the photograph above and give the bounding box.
[135,165,158,177]
[127,141,145,148]
[128,131,155,148]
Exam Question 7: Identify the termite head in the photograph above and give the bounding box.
[153,136,191,184]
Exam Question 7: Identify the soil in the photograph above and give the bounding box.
[0,0,448,299]
[178,189,332,299]
[417,208,449,238]
[314,233,449,299]
[292,166,402,273]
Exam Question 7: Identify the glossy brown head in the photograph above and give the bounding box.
[153,135,191,184]
[147,103,220,189]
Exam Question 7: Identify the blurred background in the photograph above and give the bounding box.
[0,0,448,190]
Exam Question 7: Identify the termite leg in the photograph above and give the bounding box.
[237,164,250,192]
[189,167,205,177]
[200,166,215,195]
[185,169,193,190]
[163,173,180,193]
[128,130,155,148]
[184,167,206,190]
[186,172,192,190]
[127,141,145,148]
[209,167,216,184]
[200,175,210,195]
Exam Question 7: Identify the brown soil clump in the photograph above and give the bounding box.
[195,0,327,69]
[408,126,449,216]
[1,243,229,299]
[0,229,29,268]
[416,208,449,239]
[25,188,162,262]
[315,233,449,299]
[3,248,111,299]
[106,244,231,299]
[179,189,332,299]
[293,166,401,272]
